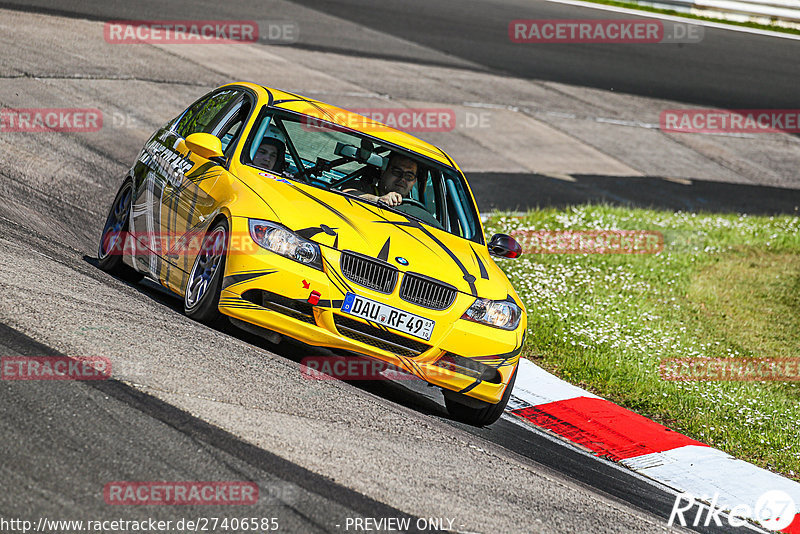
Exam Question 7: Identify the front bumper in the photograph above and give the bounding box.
[220,216,525,404]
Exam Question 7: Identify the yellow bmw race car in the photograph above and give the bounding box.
[98,82,526,426]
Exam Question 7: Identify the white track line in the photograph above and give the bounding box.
[545,0,800,40]
[505,359,800,531]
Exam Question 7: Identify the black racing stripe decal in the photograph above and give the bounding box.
[272,98,310,106]
[218,296,261,306]
[296,224,338,240]
[325,270,349,297]
[354,203,440,256]
[395,355,415,374]
[459,380,481,394]
[320,223,338,236]
[322,256,347,291]
[322,256,356,296]
[164,179,174,283]
[218,303,262,310]
[165,227,204,257]
[471,355,519,369]
[376,219,477,296]
[440,151,458,170]
[297,227,324,239]
[469,331,526,363]
[402,356,426,377]
[263,88,275,106]
[221,270,277,291]
[287,183,367,240]
[229,268,281,274]
[186,183,200,280]
[186,161,220,180]
[159,165,223,207]
[377,238,390,262]
[232,175,277,218]
[394,356,418,376]
[471,246,489,280]
[364,318,392,334]
[271,97,309,105]
[474,332,526,369]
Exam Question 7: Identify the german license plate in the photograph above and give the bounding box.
[341,293,434,341]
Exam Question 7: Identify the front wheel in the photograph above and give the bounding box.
[97,178,143,283]
[443,366,517,427]
[184,219,228,326]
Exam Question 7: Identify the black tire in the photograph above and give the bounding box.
[98,178,143,283]
[444,366,518,427]
[184,219,229,326]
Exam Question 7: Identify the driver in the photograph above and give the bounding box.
[344,154,418,207]
[252,137,286,172]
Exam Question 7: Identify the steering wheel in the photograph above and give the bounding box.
[400,197,427,210]
[292,165,319,183]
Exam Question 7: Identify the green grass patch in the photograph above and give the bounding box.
[577,0,800,36]
[485,206,800,480]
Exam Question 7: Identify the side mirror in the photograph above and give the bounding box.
[488,233,522,258]
[185,133,224,160]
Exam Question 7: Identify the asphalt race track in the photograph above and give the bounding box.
[3,0,800,108]
[0,1,797,533]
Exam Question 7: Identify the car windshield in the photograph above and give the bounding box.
[243,110,484,245]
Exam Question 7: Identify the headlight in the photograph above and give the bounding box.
[462,298,522,330]
[249,219,323,270]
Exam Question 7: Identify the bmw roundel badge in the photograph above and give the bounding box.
[395,256,409,266]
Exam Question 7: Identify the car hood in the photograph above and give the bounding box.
[241,172,516,301]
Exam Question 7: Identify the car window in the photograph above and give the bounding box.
[171,94,209,136]
[243,110,484,244]
[215,95,252,154]
[281,119,365,180]
[174,89,241,139]
[445,172,478,240]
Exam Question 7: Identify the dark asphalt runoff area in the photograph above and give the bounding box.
[0,323,432,533]
[2,0,798,109]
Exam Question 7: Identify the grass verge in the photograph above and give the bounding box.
[485,205,800,480]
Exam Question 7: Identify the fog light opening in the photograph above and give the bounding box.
[432,353,502,384]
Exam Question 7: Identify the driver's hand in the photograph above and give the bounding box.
[379,192,403,206]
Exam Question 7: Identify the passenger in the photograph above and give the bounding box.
[253,137,286,172]
[344,154,418,207]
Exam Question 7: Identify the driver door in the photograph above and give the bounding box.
[158,89,250,294]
